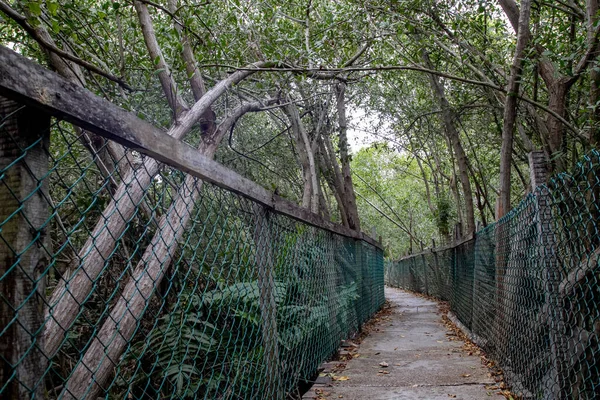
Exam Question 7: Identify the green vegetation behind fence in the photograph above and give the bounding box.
[0,106,384,399]
[386,150,600,399]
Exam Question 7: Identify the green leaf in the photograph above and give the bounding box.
[48,1,59,15]
[27,1,42,17]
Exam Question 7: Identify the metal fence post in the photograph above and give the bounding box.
[252,204,281,398]
[0,98,50,398]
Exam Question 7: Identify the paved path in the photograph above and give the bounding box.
[306,287,503,400]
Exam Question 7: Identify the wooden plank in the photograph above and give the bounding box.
[0,45,382,249]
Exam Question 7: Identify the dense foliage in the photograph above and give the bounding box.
[3,0,600,253]
[2,1,600,395]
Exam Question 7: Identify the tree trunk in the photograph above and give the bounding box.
[450,171,464,240]
[284,101,319,213]
[336,83,361,230]
[499,0,577,172]
[60,102,268,398]
[544,78,570,170]
[497,0,531,220]
[167,0,206,102]
[0,98,50,398]
[319,135,349,227]
[134,1,187,117]
[423,51,476,235]
[43,70,261,358]
[62,171,206,399]
[317,178,332,220]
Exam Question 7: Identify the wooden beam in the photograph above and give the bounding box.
[394,233,475,262]
[0,45,381,249]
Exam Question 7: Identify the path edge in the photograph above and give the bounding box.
[446,311,487,349]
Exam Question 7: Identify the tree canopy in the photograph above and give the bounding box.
[2,0,599,255]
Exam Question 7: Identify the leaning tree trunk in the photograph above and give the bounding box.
[0,98,50,398]
[43,68,262,358]
[318,135,349,227]
[284,101,320,213]
[59,100,270,398]
[494,0,531,361]
[423,51,476,236]
[336,82,361,231]
[61,143,214,399]
[497,0,531,220]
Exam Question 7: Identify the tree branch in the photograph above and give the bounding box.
[168,61,274,141]
[168,0,206,101]
[134,1,187,117]
[200,62,582,137]
[0,0,131,90]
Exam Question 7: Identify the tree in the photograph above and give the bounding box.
[3,0,600,395]
[497,0,532,220]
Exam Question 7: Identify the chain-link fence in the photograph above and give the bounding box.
[386,151,600,399]
[0,99,384,399]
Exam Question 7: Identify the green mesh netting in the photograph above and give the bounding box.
[0,107,384,399]
[386,150,600,399]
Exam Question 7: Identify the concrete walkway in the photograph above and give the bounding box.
[305,287,504,400]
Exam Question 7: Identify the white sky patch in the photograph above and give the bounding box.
[347,107,394,153]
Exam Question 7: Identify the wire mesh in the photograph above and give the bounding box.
[386,150,600,399]
[0,102,385,399]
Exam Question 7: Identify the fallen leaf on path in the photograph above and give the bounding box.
[332,376,349,381]
[379,362,389,367]
[448,395,457,398]
[332,363,346,372]
[461,373,471,377]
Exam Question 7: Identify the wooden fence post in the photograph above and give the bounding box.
[529,151,567,398]
[252,204,281,399]
[0,97,50,398]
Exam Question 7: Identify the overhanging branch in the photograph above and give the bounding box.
[0,0,131,90]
